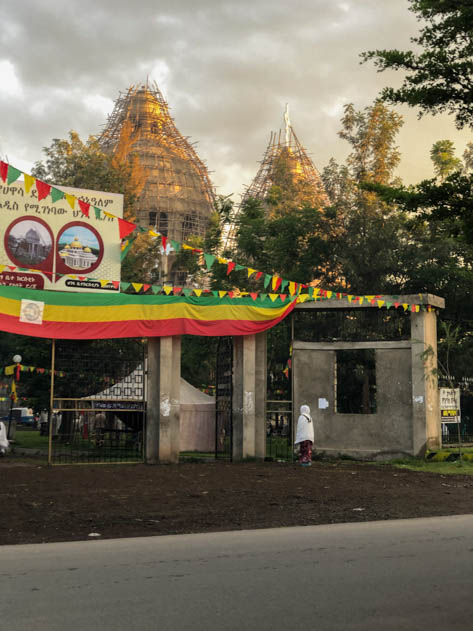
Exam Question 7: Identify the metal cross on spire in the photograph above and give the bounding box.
[284,103,291,145]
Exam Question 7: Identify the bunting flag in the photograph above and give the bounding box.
[0,284,297,339]
[10,379,17,403]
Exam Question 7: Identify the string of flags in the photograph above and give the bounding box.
[4,364,66,379]
[0,161,434,313]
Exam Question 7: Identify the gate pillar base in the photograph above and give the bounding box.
[146,336,181,464]
[232,332,267,461]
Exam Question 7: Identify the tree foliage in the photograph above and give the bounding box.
[321,101,407,294]
[362,0,473,129]
[430,139,462,180]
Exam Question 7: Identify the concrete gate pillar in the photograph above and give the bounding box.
[146,335,181,464]
[411,310,441,453]
[232,332,267,461]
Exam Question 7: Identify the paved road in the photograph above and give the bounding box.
[1,515,473,630]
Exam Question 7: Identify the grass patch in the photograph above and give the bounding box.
[12,430,48,451]
[390,458,473,475]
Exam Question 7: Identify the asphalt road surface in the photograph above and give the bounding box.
[1,515,473,630]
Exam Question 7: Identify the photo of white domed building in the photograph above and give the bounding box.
[58,229,100,270]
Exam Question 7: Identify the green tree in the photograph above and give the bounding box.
[322,101,407,294]
[362,0,473,129]
[462,141,473,172]
[430,139,462,180]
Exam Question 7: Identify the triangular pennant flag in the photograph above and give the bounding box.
[260,293,268,301]
[250,292,258,301]
[152,285,162,294]
[272,276,282,292]
[23,173,35,193]
[386,302,392,309]
[403,303,409,311]
[264,274,272,289]
[7,165,22,185]
[120,282,130,291]
[118,218,136,240]
[365,295,375,301]
[182,244,193,250]
[36,180,51,201]
[248,268,256,278]
[103,211,115,219]
[298,294,310,303]
[163,285,173,295]
[281,280,289,292]
[289,281,296,296]
[173,287,182,295]
[358,297,364,305]
[148,230,160,238]
[94,207,101,219]
[226,261,236,275]
[394,302,400,308]
[161,235,167,250]
[0,161,8,182]
[255,271,263,281]
[194,288,203,297]
[279,294,287,302]
[143,284,151,293]
[170,240,181,252]
[78,199,90,218]
[377,300,385,308]
[218,290,227,298]
[235,264,245,271]
[228,291,235,299]
[51,187,65,203]
[65,193,75,209]
[100,279,110,288]
[112,281,120,290]
[183,288,192,296]
[204,253,216,270]
[326,290,333,299]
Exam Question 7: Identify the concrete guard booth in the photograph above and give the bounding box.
[293,293,445,459]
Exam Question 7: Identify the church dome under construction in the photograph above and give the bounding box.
[224,108,328,249]
[99,82,215,242]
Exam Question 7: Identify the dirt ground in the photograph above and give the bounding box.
[1,457,473,546]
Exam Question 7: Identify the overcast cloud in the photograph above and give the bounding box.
[0,0,470,199]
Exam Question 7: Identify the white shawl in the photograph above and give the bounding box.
[295,405,314,444]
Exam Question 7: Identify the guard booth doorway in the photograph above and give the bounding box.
[50,338,146,464]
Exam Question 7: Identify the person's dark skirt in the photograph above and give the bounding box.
[298,440,313,465]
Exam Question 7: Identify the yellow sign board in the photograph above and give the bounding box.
[0,182,123,292]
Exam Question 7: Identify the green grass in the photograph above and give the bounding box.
[389,458,473,475]
[12,430,48,450]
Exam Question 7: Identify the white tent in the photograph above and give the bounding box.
[179,379,215,452]
[88,370,215,452]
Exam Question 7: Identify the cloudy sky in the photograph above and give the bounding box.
[1,0,470,200]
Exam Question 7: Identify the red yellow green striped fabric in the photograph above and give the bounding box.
[0,285,296,339]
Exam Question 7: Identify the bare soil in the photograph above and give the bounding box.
[1,458,473,546]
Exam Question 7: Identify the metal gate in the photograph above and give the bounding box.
[215,336,233,460]
[50,338,146,464]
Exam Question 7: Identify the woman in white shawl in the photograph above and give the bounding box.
[0,421,9,455]
[295,404,314,466]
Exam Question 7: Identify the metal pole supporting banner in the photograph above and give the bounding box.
[48,339,56,466]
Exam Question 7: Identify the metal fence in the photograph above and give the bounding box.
[49,400,144,464]
[50,338,146,464]
[266,400,293,461]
